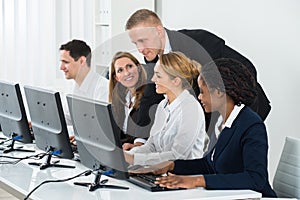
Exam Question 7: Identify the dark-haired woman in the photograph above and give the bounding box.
[131,58,277,197]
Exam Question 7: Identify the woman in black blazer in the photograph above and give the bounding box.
[130,58,277,197]
[109,52,151,150]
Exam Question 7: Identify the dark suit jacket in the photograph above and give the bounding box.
[135,62,164,130]
[172,107,276,198]
[135,28,271,141]
[167,28,271,121]
[118,107,147,144]
[118,105,157,144]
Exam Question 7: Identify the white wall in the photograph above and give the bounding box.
[157,0,300,183]
[0,0,153,91]
[0,0,94,93]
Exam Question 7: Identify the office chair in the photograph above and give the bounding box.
[272,136,300,199]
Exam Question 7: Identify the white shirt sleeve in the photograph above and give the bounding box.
[130,93,206,166]
[128,135,156,154]
[133,138,147,144]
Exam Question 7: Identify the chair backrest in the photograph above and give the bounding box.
[273,136,300,198]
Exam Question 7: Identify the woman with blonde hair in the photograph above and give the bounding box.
[124,51,207,166]
[132,58,276,198]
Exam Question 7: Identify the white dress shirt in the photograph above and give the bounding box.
[215,104,245,139]
[122,92,147,144]
[129,90,206,165]
[73,70,109,101]
[123,91,135,133]
[164,30,172,53]
[64,70,109,125]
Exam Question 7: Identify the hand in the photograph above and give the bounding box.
[28,121,32,129]
[122,142,144,150]
[128,161,174,175]
[122,143,135,150]
[124,151,134,165]
[69,135,76,145]
[155,173,205,189]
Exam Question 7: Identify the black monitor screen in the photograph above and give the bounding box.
[67,94,128,180]
[0,80,32,144]
[24,85,73,159]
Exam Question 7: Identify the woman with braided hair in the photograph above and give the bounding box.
[130,58,277,198]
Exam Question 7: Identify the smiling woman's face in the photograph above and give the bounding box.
[114,57,139,90]
[151,63,175,95]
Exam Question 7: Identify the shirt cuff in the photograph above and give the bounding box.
[133,138,147,144]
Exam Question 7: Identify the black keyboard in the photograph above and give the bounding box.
[128,174,184,192]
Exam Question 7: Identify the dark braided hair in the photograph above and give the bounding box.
[200,58,257,106]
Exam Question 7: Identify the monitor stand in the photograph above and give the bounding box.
[1,136,35,153]
[28,147,75,170]
[74,170,129,191]
[0,137,5,150]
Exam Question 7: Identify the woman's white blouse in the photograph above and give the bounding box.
[129,89,206,165]
[122,91,135,132]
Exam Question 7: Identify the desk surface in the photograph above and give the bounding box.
[0,143,262,200]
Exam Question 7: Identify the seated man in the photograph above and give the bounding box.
[59,39,109,142]
[59,39,108,101]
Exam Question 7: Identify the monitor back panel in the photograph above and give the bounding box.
[0,81,32,143]
[67,95,128,179]
[24,86,73,158]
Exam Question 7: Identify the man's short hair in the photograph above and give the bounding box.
[125,9,162,30]
[59,39,92,67]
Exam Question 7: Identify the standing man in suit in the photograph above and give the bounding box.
[125,9,271,152]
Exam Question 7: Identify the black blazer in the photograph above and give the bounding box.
[136,61,164,129]
[134,28,271,140]
[172,107,276,198]
[168,28,271,121]
[118,107,149,144]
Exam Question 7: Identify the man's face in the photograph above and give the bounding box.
[128,25,164,62]
[59,50,81,80]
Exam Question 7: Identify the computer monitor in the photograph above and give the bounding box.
[66,94,129,191]
[0,80,34,153]
[24,85,74,170]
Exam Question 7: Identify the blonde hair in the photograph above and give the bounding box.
[159,51,201,90]
[125,9,162,30]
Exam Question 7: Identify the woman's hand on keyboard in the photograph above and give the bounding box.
[155,173,206,189]
[128,161,175,175]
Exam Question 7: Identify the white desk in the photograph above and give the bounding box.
[0,144,262,200]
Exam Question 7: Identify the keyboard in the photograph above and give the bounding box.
[128,174,184,192]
